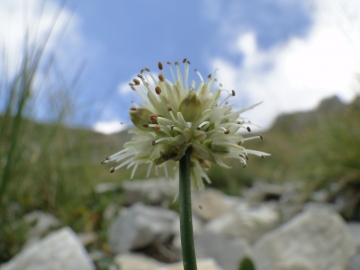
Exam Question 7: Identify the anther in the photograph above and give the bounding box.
[183,58,187,63]
[224,130,230,134]
[129,83,136,90]
[171,125,174,130]
[158,74,164,82]
[152,141,156,146]
[155,86,162,95]
[175,61,179,65]
[208,74,211,79]
[140,69,144,73]
[220,83,223,87]
[110,167,115,173]
[246,155,249,160]
[197,127,201,130]
[259,134,264,140]
[194,68,198,72]
[130,107,137,111]
[261,155,265,158]
[167,61,171,65]
[150,114,158,121]
[133,79,140,85]
[155,125,161,131]
[145,66,150,72]
[187,60,191,64]
[243,164,247,168]
[158,62,163,70]
[247,127,251,132]
[232,90,236,96]
[143,124,149,128]
[137,74,143,79]
[101,160,106,164]
[167,106,172,111]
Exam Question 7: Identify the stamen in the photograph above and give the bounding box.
[197,121,210,130]
[163,165,169,178]
[146,162,153,178]
[195,69,204,82]
[167,62,176,82]
[130,164,138,179]
[154,137,171,144]
[150,114,158,121]
[129,83,136,90]
[184,58,189,90]
[175,61,183,87]
[173,126,185,134]
[218,90,234,106]
[155,86,162,94]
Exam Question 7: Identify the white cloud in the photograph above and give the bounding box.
[93,120,129,135]
[211,0,360,130]
[118,74,138,94]
[0,0,86,78]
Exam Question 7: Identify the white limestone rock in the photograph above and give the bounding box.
[252,208,356,270]
[194,232,250,270]
[191,189,232,221]
[122,178,177,205]
[1,227,95,270]
[23,211,60,247]
[205,203,279,244]
[109,203,178,254]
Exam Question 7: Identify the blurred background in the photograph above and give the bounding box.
[1,0,360,269]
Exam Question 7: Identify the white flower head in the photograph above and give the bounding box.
[102,59,270,190]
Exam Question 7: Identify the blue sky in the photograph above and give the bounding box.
[1,0,360,133]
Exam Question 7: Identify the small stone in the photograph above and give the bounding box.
[2,227,95,270]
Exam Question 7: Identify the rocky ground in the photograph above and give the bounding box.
[1,178,359,270]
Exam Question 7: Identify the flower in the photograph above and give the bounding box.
[102,59,270,190]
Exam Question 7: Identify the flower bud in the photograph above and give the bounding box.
[130,108,153,131]
[179,91,202,122]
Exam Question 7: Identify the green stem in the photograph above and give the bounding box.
[179,147,197,270]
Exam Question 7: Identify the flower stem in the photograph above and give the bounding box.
[179,147,197,270]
